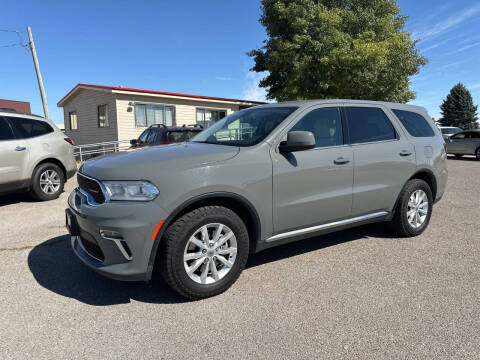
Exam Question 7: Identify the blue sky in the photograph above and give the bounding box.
[1,0,479,125]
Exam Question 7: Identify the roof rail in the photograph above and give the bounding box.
[188,124,203,129]
[0,109,45,118]
[149,123,167,129]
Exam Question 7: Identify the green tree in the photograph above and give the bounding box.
[439,83,479,129]
[248,0,427,102]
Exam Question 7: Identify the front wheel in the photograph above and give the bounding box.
[160,206,249,299]
[391,179,433,237]
[476,148,480,160]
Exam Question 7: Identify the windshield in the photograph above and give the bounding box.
[441,127,461,135]
[191,106,298,147]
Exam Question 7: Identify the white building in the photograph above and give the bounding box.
[57,83,265,145]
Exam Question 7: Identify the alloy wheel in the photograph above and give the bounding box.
[183,223,238,285]
[39,169,61,195]
[407,189,429,229]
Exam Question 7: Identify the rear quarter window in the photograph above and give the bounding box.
[391,109,435,137]
[8,117,54,139]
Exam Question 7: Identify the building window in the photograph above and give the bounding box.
[98,105,109,128]
[135,104,174,127]
[69,111,78,130]
[196,109,227,128]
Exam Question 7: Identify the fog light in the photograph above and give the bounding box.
[99,229,133,261]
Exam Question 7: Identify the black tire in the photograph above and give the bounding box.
[30,163,65,201]
[454,154,463,159]
[476,147,480,160]
[391,179,433,237]
[160,206,249,300]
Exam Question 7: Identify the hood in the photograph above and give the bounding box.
[81,142,239,180]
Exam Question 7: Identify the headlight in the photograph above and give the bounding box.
[102,181,159,201]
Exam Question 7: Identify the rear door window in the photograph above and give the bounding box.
[8,117,54,139]
[345,107,396,144]
[0,117,15,141]
[391,109,434,137]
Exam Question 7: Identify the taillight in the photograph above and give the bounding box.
[64,137,74,145]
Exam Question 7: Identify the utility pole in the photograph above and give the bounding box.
[26,26,50,120]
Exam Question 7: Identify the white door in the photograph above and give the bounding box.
[0,116,30,191]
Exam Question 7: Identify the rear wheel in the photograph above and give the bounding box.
[476,148,480,160]
[391,179,433,237]
[160,206,249,299]
[30,163,65,201]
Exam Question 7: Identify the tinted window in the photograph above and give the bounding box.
[0,117,15,141]
[146,129,158,143]
[392,109,434,137]
[451,133,466,139]
[166,130,200,143]
[290,107,343,148]
[8,117,54,139]
[346,107,396,144]
[465,132,480,139]
[192,107,298,147]
[138,129,150,143]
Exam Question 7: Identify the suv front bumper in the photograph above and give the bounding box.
[66,188,167,281]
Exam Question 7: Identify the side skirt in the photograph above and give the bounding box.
[255,211,389,253]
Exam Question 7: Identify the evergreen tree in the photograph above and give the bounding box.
[439,83,479,129]
[248,0,427,102]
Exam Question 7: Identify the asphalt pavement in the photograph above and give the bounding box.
[0,156,479,359]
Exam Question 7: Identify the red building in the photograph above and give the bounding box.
[0,99,31,113]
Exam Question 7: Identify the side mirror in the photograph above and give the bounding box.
[130,139,138,146]
[279,131,316,153]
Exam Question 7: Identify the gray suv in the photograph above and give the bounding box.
[66,100,447,299]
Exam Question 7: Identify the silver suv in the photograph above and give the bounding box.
[66,100,448,299]
[0,111,77,200]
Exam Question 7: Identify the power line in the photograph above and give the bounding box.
[0,28,28,48]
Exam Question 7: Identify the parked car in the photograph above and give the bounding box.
[0,111,77,200]
[445,129,480,159]
[130,124,203,149]
[66,100,447,299]
[438,126,462,140]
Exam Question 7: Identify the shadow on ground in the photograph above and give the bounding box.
[0,193,36,206]
[28,224,394,306]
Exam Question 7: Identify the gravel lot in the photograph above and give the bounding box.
[0,157,479,359]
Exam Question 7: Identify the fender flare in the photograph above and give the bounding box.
[145,191,261,281]
[388,168,437,220]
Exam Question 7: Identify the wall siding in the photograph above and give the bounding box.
[115,94,239,141]
[62,89,118,145]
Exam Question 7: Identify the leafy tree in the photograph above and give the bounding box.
[439,83,479,129]
[248,0,427,102]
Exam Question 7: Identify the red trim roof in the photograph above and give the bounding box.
[57,83,267,106]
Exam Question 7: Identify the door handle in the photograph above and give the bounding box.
[399,150,412,157]
[15,146,27,151]
[334,157,350,165]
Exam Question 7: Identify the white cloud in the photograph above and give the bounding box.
[445,40,480,55]
[241,71,269,102]
[469,82,480,90]
[412,3,480,41]
[215,76,233,81]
